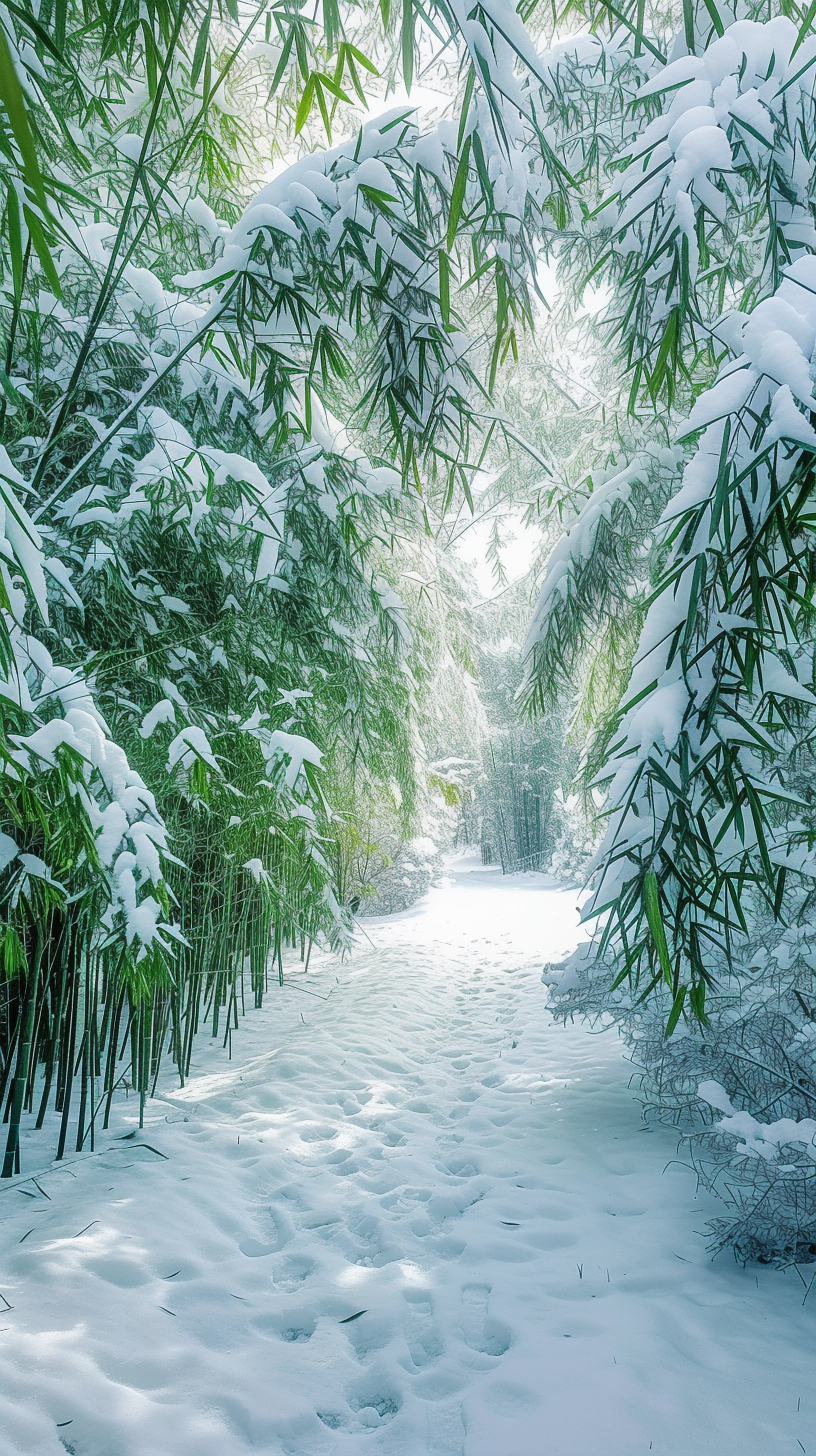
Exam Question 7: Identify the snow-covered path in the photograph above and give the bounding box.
[1,860,813,1456]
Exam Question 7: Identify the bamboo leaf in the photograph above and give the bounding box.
[699,0,724,38]
[438,248,450,326]
[457,65,475,153]
[665,983,687,1036]
[791,0,816,60]
[190,1,212,88]
[5,185,24,300]
[0,25,48,212]
[400,0,414,93]
[682,0,695,54]
[295,74,315,134]
[643,871,673,988]
[446,134,471,253]
[23,204,60,297]
[0,366,23,406]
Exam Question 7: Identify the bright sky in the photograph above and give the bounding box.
[454,507,544,604]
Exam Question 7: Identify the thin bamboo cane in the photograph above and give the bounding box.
[75,952,92,1154]
[102,982,127,1130]
[2,922,42,1177]
[56,969,80,1162]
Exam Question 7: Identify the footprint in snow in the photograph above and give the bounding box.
[439,1155,480,1177]
[252,1305,316,1342]
[345,1382,402,1430]
[402,1289,443,1369]
[260,1204,296,1250]
[460,1283,511,1358]
[272,1253,316,1291]
[316,1410,345,1431]
[298,1122,339,1143]
[426,1401,466,1456]
[379,1129,407,1147]
[342,1309,394,1362]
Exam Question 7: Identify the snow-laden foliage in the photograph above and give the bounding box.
[521,10,816,1262]
[522,16,816,961]
[0,0,574,1169]
[2,0,814,1270]
[544,894,816,1266]
[520,444,683,722]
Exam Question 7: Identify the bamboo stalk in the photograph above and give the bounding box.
[56,970,80,1163]
[2,923,42,1178]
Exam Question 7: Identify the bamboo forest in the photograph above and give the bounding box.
[0,0,814,1449]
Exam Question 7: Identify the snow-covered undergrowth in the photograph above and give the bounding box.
[1,863,812,1456]
[356,834,447,917]
[545,911,816,1268]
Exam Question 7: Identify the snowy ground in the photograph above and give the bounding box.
[1,857,813,1456]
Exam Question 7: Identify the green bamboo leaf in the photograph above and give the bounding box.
[190,1,212,87]
[6,185,24,299]
[346,43,378,74]
[649,310,677,400]
[0,24,48,212]
[777,46,816,95]
[270,26,295,93]
[53,0,67,49]
[665,983,687,1037]
[446,134,471,253]
[457,65,475,153]
[340,48,368,107]
[773,865,787,919]
[688,981,710,1026]
[438,249,450,327]
[0,925,26,978]
[141,17,158,97]
[295,74,315,134]
[643,871,673,988]
[23,204,60,297]
[313,75,332,140]
[681,553,706,660]
[0,366,23,406]
[626,360,642,416]
[3,1,66,63]
[699,0,724,38]
[791,0,816,60]
[595,0,666,62]
[401,0,414,93]
[682,0,695,54]
[731,114,774,149]
[316,71,352,104]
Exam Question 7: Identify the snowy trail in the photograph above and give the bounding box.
[1,859,813,1456]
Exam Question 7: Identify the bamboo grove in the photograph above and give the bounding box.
[4,0,816,1202]
[0,0,577,1172]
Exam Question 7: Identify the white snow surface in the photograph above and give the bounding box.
[1,859,812,1456]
